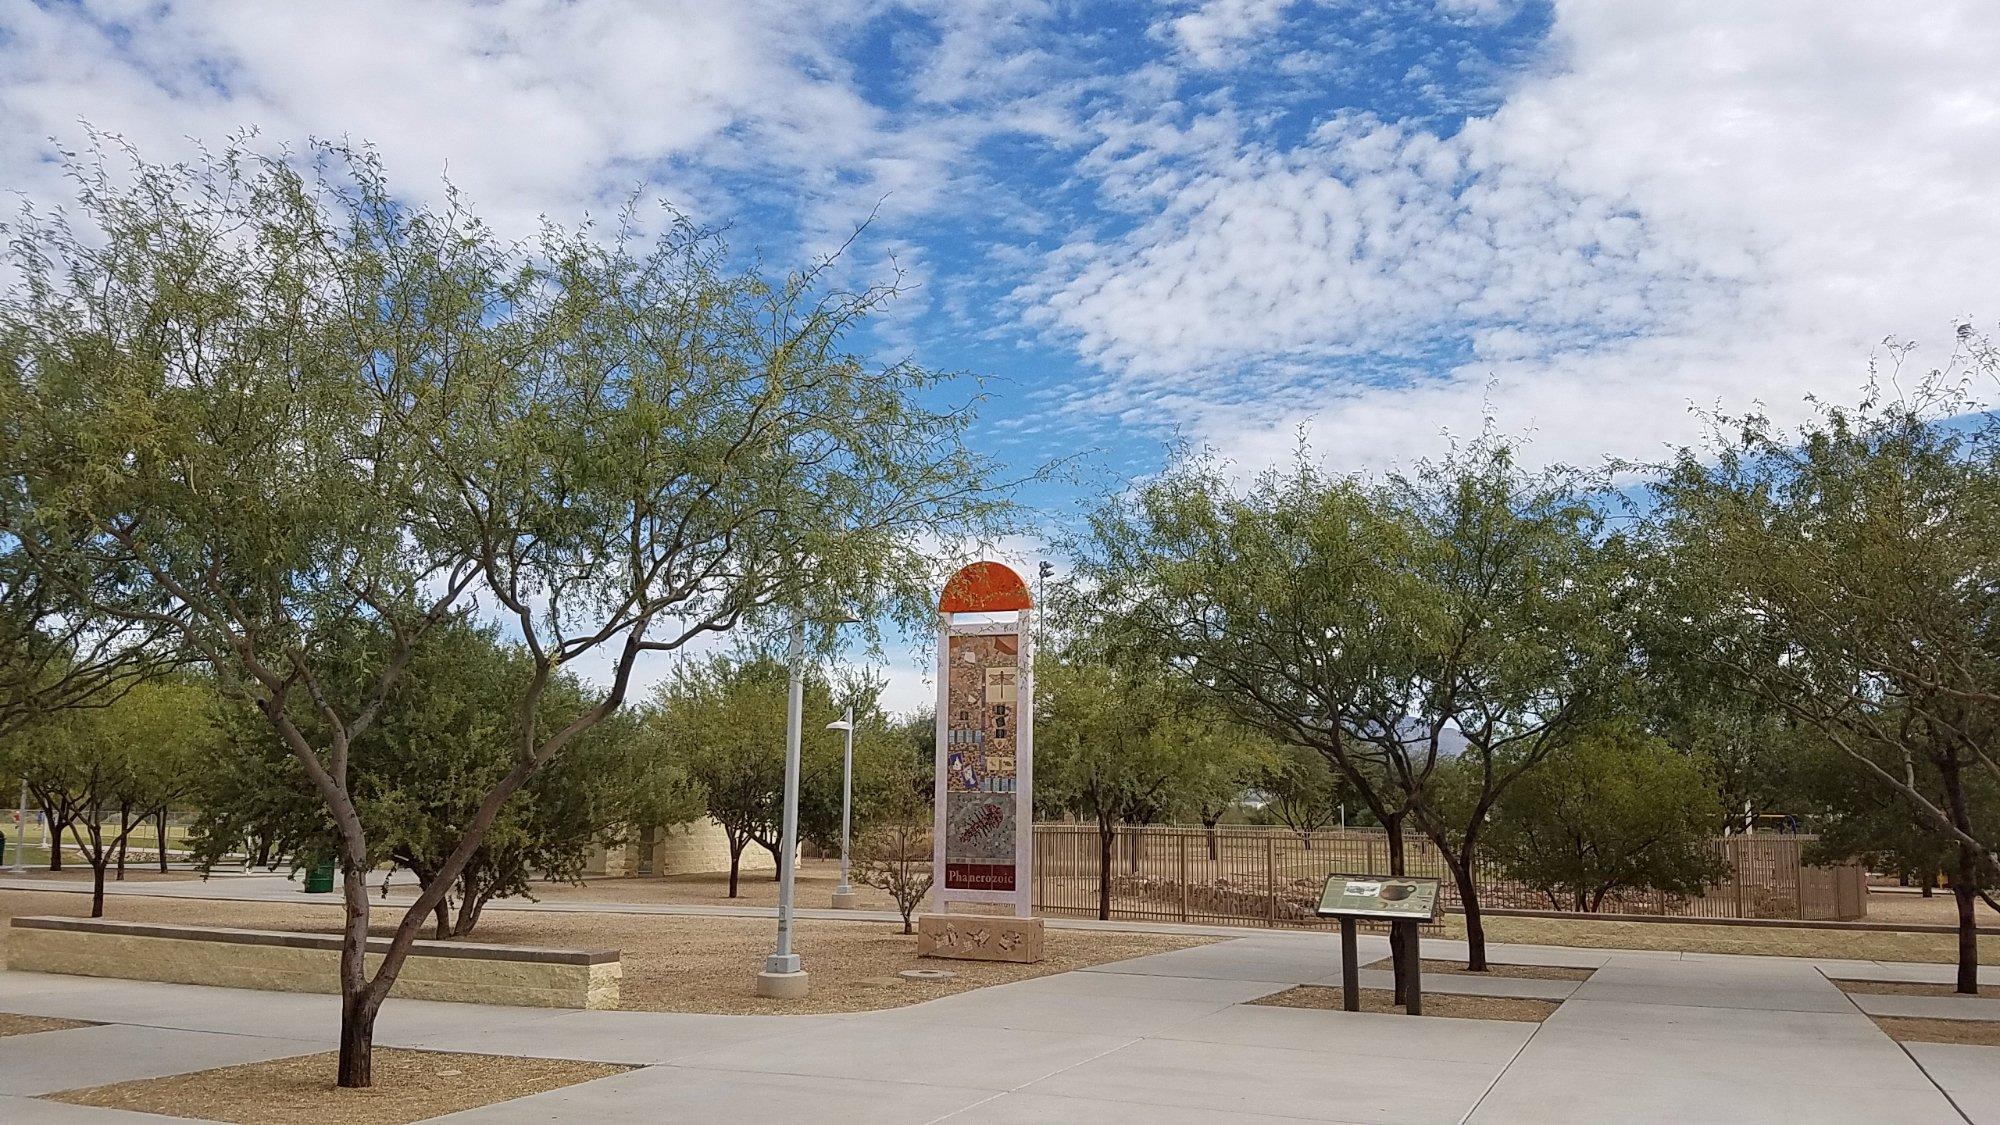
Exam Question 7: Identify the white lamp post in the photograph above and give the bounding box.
[756,617,811,999]
[827,708,856,909]
[12,778,26,874]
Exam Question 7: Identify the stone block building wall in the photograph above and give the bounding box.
[586,817,779,877]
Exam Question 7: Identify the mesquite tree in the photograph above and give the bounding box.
[1,141,1007,1086]
[1646,377,2000,992]
[1074,437,1623,971]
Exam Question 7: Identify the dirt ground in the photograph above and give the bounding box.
[0,888,1214,1015]
[0,1012,91,1037]
[1363,957,1594,982]
[1871,1016,2000,1047]
[495,861,902,913]
[3,867,204,884]
[1252,984,1560,1023]
[1860,889,2000,928]
[1832,978,2000,999]
[47,1048,627,1125]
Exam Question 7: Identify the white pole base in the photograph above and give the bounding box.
[755,969,811,999]
[831,887,857,910]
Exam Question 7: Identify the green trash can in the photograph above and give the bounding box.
[303,860,335,894]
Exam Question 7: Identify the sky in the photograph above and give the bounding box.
[4,0,1998,712]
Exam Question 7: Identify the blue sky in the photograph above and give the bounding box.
[4,0,1998,709]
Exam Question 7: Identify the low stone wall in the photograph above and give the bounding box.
[7,917,620,1009]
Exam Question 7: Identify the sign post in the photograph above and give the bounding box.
[919,562,1045,963]
[1315,874,1441,1014]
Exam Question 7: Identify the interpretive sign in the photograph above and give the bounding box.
[1316,872,1439,1014]
[932,562,1035,917]
[1315,875,1441,922]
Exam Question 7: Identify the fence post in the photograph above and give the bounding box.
[1179,831,1189,923]
[1733,839,1744,918]
[1265,834,1277,926]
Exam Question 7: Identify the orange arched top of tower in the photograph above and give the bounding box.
[938,561,1033,613]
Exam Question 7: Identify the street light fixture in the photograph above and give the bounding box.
[827,709,856,909]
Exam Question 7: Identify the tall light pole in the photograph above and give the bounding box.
[756,617,811,999]
[827,708,856,909]
[13,778,27,874]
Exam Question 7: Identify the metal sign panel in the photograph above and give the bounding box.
[1314,874,1441,922]
[932,563,1035,918]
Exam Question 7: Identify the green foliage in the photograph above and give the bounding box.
[0,676,216,912]
[1645,380,2000,873]
[852,763,934,934]
[1,136,1010,1082]
[1257,744,1341,842]
[1071,432,1628,965]
[648,650,901,896]
[187,621,693,935]
[1485,726,1731,912]
[1035,654,1201,829]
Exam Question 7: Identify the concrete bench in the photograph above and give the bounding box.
[7,916,619,1009]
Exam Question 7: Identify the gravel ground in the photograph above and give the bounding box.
[47,1048,627,1124]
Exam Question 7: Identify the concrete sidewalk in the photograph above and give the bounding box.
[3,926,1993,1123]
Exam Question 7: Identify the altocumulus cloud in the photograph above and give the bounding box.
[1029,0,2000,473]
[2,0,1997,483]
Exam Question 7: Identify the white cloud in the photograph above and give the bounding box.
[0,0,978,245]
[1158,0,1298,67]
[1029,0,2000,473]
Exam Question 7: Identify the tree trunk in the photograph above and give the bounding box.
[453,868,488,937]
[156,808,170,874]
[75,813,108,917]
[1952,856,1979,995]
[1205,823,1219,862]
[338,988,380,1088]
[1097,814,1114,922]
[336,862,379,1088]
[1384,817,1408,1003]
[1451,856,1488,972]
[46,812,65,871]
[115,801,132,881]
[727,834,745,899]
[432,897,450,941]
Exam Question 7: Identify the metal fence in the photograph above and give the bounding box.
[1031,823,1868,928]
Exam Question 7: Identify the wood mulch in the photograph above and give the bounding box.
[1871,1016,2000,1047]
[1363,957,1594,982]
[1251,984,1561,1023]
[1831,978,2000,999]
[0,1012,93,1037]
[47,1048,630,1125]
